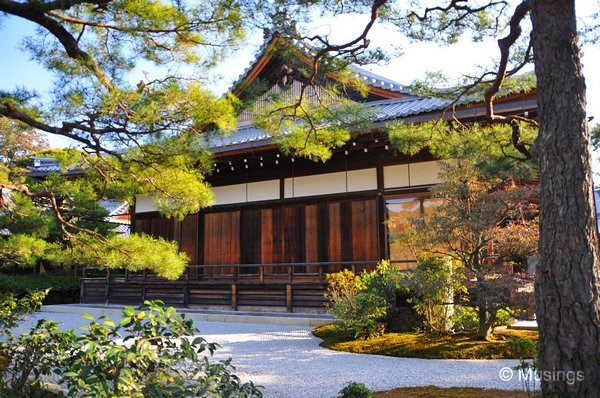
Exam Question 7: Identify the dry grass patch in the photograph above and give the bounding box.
[374,386,539,397]
[313,324,538,359]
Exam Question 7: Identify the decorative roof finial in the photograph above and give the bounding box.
[263,8,298,38]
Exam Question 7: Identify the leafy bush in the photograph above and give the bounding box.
[451,306,517,333]
[509,338,538,397]
[0,298,262,397]
[0,274,80,295]
[404,257,461,334]
[325,269,387,339]
[338,381,373,398]
[508,337,537,359]
[361,261,409,309]
[451,306,479,332]
[494,307,517,328]
[2,319,74,395]
[0,290,47,331]
[0,290,53,391]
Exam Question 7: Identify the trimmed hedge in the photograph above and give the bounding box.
[0,273,80,300]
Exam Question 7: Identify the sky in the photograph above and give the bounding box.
[1,3,599,173]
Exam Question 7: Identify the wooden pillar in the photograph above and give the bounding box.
[105,269,111,305]
[183,284,188,308]
[286,284,293,313]
[318,263,324,281]
[80,280,85,304]
[231,284,238,311]
[376,164,388,261]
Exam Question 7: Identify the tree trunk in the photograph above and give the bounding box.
[529,1,600,396]
[475,304,491,340]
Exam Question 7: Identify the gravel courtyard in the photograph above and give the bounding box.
[16,307,527,398]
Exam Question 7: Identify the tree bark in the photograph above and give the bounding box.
[475,302,491,340]
[529,1,600,395]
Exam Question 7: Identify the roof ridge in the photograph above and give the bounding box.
[227,33,413,96]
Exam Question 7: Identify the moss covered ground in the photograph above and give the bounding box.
[313,324,538,359]
[374,386,539,397]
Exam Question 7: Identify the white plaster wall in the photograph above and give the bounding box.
[135,193,159,213]
[383,164,410,189]
[247,180,280,202]
[409,161,443,186]
[213,184,246,205]
[284,172,347,198]
[284,168,377,198]
[347,168,377,192]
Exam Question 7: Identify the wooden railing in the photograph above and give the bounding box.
[80,260,416,312]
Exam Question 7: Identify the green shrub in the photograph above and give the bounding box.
[338,381,373,398]
[0,290,47,331]
[451,306,517,333]
[405,257,461,334]
[451,306,479,332]
[0,274,80,295]
[0,298,262,397]
[494,307,517,328]
[360,261,411,330]
[325,269,387,339]
[508,337,537,359]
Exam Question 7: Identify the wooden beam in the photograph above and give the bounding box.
[286,284,293,313]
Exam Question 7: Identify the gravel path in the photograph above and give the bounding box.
[16,309,528,398]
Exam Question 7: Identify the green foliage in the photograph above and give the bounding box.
[509,337,538,397]
[451,306,479,332]
[592,124,600,151]
[0,274,80,296]
[358,260,413,332]
[58,301,261,397]
[392,162,538,339]
[51,233,189,280]
[508,337,537,360]
[451,306,516,333]
[0,299,262,397]
[406,73,537,103]
[338,381,373,398]
[387,121,538,179]
[0,235,55,269]
[254,97,367,162]
[325,269,387,339]
[0,290,66,396]
[1,319,75,395]
[0,290,47,331]
[494,308,516,329]
[360,260,409,307]
[0,192,54,238]
[405,257,463,334]
[34,148,84,171]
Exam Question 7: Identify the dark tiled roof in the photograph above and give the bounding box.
[27,157,85,177]
[350,65,408,94]
[367,96,452,122]
[29,157,61,173]
[228,34,411,96]
[209,95,451,151]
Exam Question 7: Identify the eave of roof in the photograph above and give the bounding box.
[208,92,538,155]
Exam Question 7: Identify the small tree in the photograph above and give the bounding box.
[394,162,538,340]
[406,256,462,334]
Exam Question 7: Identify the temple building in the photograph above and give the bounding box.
[81,34,538,312]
